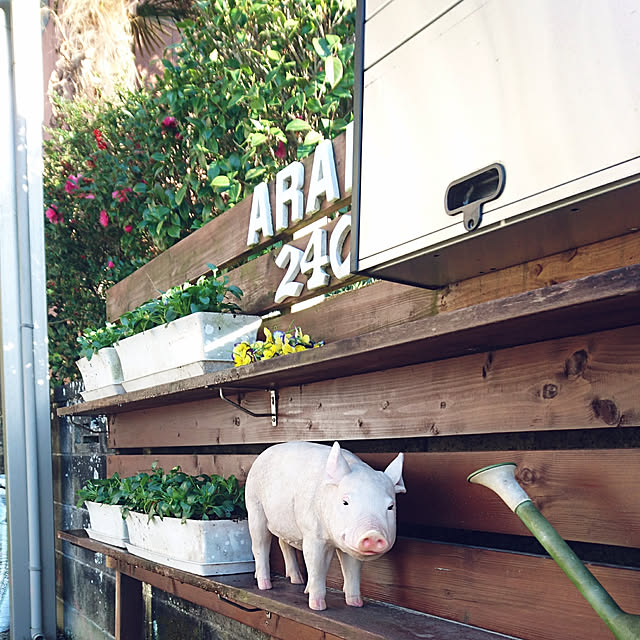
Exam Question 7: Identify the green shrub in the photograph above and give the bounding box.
[44,0,354,385]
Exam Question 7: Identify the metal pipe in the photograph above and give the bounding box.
[467,463,640,640]
[1,1,54,637]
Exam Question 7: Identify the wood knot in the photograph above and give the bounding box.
[517,467,537,485]
[591,398,621,425]
[564,349,588,379]
[542,383,558,399]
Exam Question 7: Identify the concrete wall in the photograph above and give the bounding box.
[52,384,266,640]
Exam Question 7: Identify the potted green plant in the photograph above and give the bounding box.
[77,473,129,548]
[122,465,254,576]
[113,269,262,392]
[75,324,125,401]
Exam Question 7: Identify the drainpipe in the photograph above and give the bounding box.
[467,463,640,640]
[0,1,53,638]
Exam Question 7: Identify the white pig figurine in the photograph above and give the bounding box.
[245,441,406,610]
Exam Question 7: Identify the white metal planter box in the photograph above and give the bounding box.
[76,347,125,401]
[125,511,255,576]
[85,501,128,548]
[115,312,262,393]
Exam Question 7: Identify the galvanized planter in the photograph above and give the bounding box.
[125,511,255,576]
[114,311,262,393]
[85,501,128,548]
[76,347,125,401]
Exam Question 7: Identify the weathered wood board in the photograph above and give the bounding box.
[107,449,640,549]
[108,324,640,447]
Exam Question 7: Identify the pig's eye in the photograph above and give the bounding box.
[342,499,349,506]
[387,504,394,511]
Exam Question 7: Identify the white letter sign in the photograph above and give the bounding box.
[246,181,273,246]
[275,161,305,232]
[305,139,340,215]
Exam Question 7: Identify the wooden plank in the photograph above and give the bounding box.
[322,538,640,640]
[105,324,640,447]
[440,229,640,313]
[362,449,640,549]
[106,449,640,549]
[107,454,256,483]
[106,133,351,321]
[61,530,506,640]
[225,214,356,316]
[58,264,640,418]
[106,557,342,640]
[268,229,640,344]
[263,279,438,344]
[114,571,143,640]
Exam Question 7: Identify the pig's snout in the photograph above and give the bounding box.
[356,530,389,555]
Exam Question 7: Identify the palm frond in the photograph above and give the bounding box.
[130,0,194,55]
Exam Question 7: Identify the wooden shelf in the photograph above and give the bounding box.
[58,264,640,417]
[59,530,513,640]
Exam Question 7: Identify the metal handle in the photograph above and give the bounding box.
[445,163,506,231]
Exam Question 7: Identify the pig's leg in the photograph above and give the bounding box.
[302,539,334,610]
[247,505,273,590]
[278,539,304,584]
[336,550,363,607]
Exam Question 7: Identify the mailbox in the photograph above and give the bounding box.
[352,0,640,287]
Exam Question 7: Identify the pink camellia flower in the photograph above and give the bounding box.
[83,193,95,200]
[112,187,133,203]
[45,204,62,224]
[162,116,177,128]
[275,140,286,160]
[99,210,109,227]
[64,175,79,194]
[124,224,133,233]
[107,260,115,269]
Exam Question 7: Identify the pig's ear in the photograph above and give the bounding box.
[324,442,351,485]
[384,453,406,494]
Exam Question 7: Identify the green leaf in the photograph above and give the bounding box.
[325,56,344,89]
[133,182,147,194]
[248,132,267,147]
[210,175,230,188]
[151,152,166,162]
[312,37,331,58]
[175,183,188,206]
[303,130,324,146]
[245,166,266,181]
[285,119,312,132]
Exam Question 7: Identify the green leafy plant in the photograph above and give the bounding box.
[76,323,125,360]
[120,464,247,522]
[76,473,126,508]
[75,269,243,358]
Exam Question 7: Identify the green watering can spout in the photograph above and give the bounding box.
[467,463,640,640]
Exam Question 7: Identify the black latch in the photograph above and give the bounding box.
[445,163,506,231]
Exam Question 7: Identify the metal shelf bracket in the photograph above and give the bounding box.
[219,388,278,427]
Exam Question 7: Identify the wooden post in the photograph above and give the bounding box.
[115,570,144,640]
